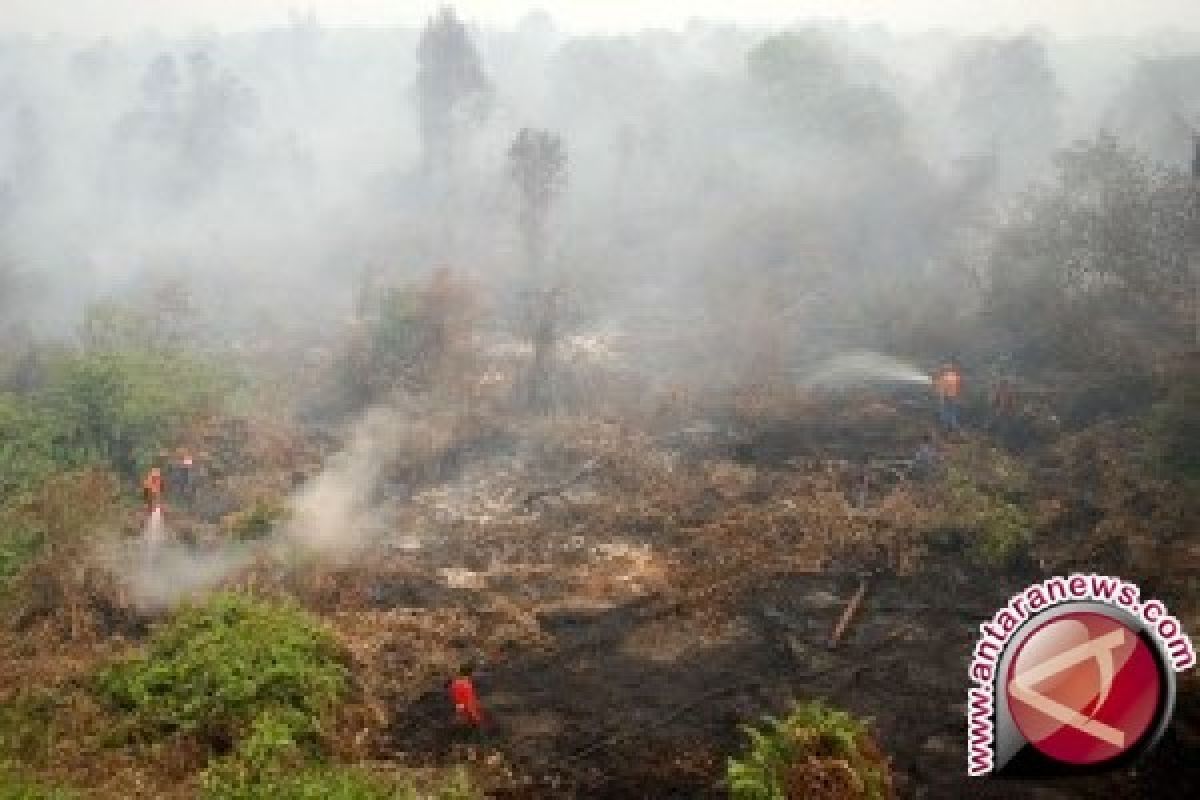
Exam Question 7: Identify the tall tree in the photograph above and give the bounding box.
[947,35,1059,181]
[508,127,567,276]
[985,134,1198,369]
[1105,56,1200,165]
[414,6,491,178]
[508,128,567,412]
[747,30,905,150]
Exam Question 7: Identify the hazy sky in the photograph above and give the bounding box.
[3,0,1199,38]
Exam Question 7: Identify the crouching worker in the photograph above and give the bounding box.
[448,663,485,733]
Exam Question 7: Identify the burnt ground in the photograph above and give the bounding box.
[387,564,1199,799]
[18,409,1192,799]
[353,409,1200,799]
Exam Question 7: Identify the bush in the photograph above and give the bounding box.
[96,592,349,751]
[1,469,120,595]
[941,463,1033,569]
[0,393,60,500]
[1,347,230,513]
[200,711,379,800]
[39,350,232,479]
[726,700,891,800]
[0,518,43,591]
[227,497,291,541]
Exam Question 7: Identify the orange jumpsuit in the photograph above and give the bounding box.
[142,469,163,511]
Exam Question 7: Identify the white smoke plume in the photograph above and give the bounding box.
[282,405,404,555]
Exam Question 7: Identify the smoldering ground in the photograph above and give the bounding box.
[103,405,433,607]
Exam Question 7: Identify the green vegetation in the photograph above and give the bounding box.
[0,394,61,500]
[228,497,292,541]
[201,714,476,799]
[726,700,891,800]
[39,350,231,478]
[0,521,43,590]
[0,334,231,590]
[0,344,229,495]
[0,469,120,594]
[96,592,348,750]
[94,594,477,798]
[200,712,389,800]
[942,465,1033,568]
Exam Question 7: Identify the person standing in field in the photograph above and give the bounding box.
[142,467,164,512]
[933,362,964,432]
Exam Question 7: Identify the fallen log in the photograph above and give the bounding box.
[522,459,599,508]
[829,579,868,648]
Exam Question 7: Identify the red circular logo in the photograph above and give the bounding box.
[1005,611,1162,765]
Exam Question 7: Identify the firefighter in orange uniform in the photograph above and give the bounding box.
[933,362,964,431]
[142,467,164,512]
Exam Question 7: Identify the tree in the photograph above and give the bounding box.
[115,50,257,204]
[946,35,1059,181]
[342,269,481,408]
[1105,56,1200,165]
[747,30,905,150]
[414,6,492,178]
[178,50,259,176]
[984,134,1198,371]
[508,127,568,276]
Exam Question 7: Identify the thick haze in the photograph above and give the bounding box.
[2,2,1199,376]
[4,1,1200,37]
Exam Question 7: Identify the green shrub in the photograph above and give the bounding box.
[228,498,291,541]
[942,466,1032,568]
[95,592,349,750]
[200,711,376,800]
[0,517,43,591]
[726,700,890,800]
[1,348,231,508]
[0,393,60,499]
[1,469,119,593]
[40,350,232,478]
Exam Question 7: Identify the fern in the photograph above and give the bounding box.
[726,700,890,799]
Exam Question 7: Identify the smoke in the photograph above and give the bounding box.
[102,406,416,608]
[282,405,404,555]
[7,11,1198,606]
[143,506,166,545]
[99,507,252,609]
[0,17,1194,343]
[798,350,932,389]
[114,539,256,610]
